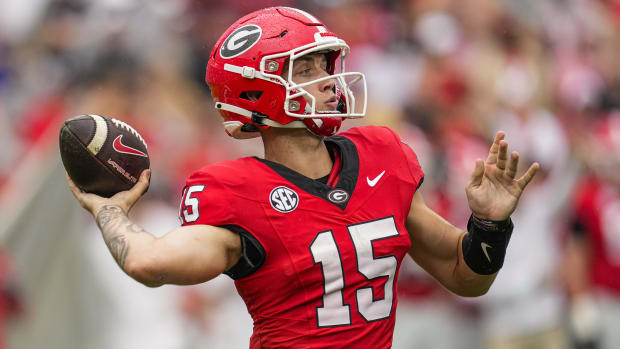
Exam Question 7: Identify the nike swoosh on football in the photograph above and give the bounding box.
[366,170,386,187]
[113,135,147,157]
[481,242,492,263]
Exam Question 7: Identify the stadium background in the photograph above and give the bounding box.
[0,0,619,348]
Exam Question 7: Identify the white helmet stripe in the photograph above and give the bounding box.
[284,7,326,33]
[285,7,319,23]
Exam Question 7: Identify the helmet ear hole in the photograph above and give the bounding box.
[240,91,263,102]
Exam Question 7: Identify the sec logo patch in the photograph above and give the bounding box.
[270,186,299,213]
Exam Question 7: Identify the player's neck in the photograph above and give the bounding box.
[261,128,332,179]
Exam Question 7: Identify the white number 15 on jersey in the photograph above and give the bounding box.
[309,216,399,328]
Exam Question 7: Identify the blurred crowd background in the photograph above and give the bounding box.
[0,0,619,348]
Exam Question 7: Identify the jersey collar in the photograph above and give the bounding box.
[254,135,359,210]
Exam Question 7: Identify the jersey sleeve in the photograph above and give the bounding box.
[399,141,424,190]
[178,169,235,227]
[346,125,425,190]
[178,167,266,280]
[378,126,425,190]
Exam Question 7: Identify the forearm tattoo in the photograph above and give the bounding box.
[96,205,147,268]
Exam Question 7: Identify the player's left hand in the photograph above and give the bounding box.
[465,131,539,221]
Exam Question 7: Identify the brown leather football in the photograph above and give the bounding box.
[59,114,150,197]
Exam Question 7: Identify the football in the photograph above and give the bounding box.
[59,114,150,197]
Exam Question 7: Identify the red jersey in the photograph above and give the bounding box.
[180,126,424,348]
[573,177,620,294]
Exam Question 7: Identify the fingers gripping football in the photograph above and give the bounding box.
[67,169,151,216]
[121,169,151,210]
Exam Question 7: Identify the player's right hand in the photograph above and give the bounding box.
[66,169,151,217]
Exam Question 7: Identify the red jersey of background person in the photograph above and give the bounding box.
[0,248,22,349]
[179,126,424,348]
[572,176,620,295]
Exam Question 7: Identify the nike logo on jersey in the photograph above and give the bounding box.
[113,135,147,157]
[481,242,492,263]
[366,170,386,187]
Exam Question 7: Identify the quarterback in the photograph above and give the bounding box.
[67,7,539,348]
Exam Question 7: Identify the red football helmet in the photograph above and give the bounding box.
[206,7,367,139]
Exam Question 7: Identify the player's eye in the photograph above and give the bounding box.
[296,67,313,76]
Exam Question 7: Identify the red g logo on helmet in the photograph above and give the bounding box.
[220,24,262,59]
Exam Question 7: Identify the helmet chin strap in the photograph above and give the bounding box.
[216,101,305,127]
[216,101,341,138]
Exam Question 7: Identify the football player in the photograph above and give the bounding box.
[563,115,620,349]
[67,7,539,348]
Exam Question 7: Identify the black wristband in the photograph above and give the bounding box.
[462,214,514,275]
